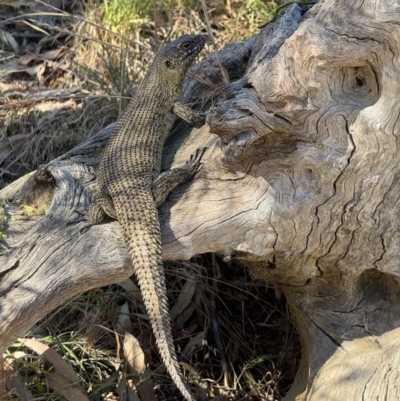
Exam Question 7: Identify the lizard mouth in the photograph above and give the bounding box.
[182,36,206,63]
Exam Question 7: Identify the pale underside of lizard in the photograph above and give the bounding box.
[86,34,207,401]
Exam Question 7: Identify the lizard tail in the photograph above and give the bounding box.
[119,201,196,401]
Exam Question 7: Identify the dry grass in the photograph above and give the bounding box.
[0,0,278,187]
[5,258,299,400]
[0,0,301,399]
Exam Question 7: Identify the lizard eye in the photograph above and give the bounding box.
[165,60,174,69]
[182,42,192,49]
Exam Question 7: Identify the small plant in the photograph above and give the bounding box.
[20,204,37,216]
[106,0,150,28]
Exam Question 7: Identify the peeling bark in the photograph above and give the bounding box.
[1,0,400,399]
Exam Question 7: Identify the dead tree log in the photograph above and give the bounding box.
[2,0,400,399]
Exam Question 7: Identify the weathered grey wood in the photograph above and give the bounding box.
[2,0,400,399]
[212,1,400,399]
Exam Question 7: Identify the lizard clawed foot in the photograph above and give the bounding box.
[79,223,92,234]
[66,209,86,227]
[191,111,206,127]
[65,211,92,234]
[152,147,207,207]
[184,147,207,176]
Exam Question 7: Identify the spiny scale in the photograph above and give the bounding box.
[87,34,206,401]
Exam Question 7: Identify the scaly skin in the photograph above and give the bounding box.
[87,35,206,401]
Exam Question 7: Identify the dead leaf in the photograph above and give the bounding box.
[17,338,78,383]
[15,339,89,401]
[116,372,128,401]
[0,59,23,76]
[19,48,63,66]
[123,331,145,374]
[117,302,132,334]
[77,325,100,344]
[8,372,34,400]
[118,278,142,302]
[127,381,140,401]
[0,357,14,397]
[170,276,196,322]
[134,377,158,401]
[46,373,89,401]
[0,29,19,54]
[174,304,196,330]
[181,330,207,360]
[7,1,36,9]
[116,302,158,401]
[117,303,145,374]
[41,47,64,60]
[18,54,39,65]
[25,64,45,80]
[8,351,39,360]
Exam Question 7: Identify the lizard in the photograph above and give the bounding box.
[86,34,206,401]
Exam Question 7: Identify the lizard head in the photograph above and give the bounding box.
[154,34,206,87]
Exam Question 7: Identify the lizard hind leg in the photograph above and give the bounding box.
[152,147,206,207]
[87,191,117,225]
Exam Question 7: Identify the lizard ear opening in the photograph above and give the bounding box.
[165,60,174,69]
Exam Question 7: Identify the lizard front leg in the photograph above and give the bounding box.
[152,148,206,207]
[173,101,206,126]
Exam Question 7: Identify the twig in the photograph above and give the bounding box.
[200,0,230,85]
[210,254,229,388]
